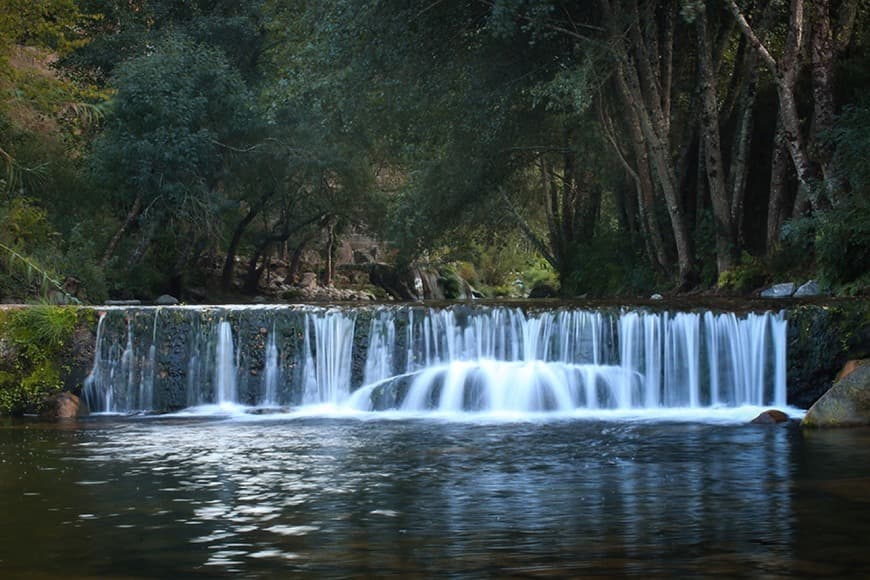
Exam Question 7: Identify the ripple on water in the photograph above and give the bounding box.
[249,549,301,560]
[2,415,869,578]
[265,524,320,536]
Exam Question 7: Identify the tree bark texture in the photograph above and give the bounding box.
[697,6,737,275]
[601,0,695,288]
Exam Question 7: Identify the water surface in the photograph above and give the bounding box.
[1,415,868,578]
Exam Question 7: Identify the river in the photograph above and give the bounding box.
[2,414,868,578]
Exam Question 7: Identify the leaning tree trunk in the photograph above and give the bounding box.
[728,0,817,214]
[602,0,696,288]
[602,97,671,275]
[221,194,272,291]
[101,194,142,268]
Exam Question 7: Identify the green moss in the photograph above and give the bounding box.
[0,305,81,415]
[437,267,464,299]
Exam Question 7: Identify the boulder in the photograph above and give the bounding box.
[298,272,318,289]
[40,392,88,420]
[794,280,821,297]
[802,360,870,428]
[155,294,179,305]
[750,409,790,424]
[760,282,795,298]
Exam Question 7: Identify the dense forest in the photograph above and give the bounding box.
[1,0,868,303]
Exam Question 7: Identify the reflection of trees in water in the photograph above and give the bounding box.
[1,419,829,576]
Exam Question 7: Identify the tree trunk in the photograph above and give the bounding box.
[599,100,668,274]
[602,0,695,288]
[242,245,268,295]
[242,212,329,294]
[101,194,142,267]
[766,117,791,253]
[127,219,156,269]
[322,221,335,286]
[697,8,737,276]
[284,234,314,285]
[728,44,760,249]
[728,0,816,207]
[810,0,840,204]
[221,199,267,291]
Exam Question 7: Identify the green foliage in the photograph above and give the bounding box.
[0,0,87,54]
[0,305,79,415]
[778,100,870,294]
[0,198,80,302]
[814,203,870,291]
[88,32,255,288]
[717,253,767,295]
[787,303,870,407]
[93,33,253,211]
[521,262,560,295]
[63,0,266,83]
[561,230,654,297]
[7,305,78,352]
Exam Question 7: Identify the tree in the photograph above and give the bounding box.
[90,34,253,291]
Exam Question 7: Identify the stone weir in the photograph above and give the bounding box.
[82,304,788,414]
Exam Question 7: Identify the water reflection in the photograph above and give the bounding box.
[1,418,868,577]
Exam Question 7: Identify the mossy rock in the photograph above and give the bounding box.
[802,360,870,428]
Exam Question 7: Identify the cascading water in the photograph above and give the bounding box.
[83,305,789,416]
[302,310,356,405]
[347,308,787,413]
[213,320,238,404]
[262,326,281,406]
[83,309,159,412]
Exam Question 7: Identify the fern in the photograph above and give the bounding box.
[0,144,49,196]
[0,241,80,304]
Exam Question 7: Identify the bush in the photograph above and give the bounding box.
[437,267,464,299]
[560,230,654,297]
[717,253,767,294]
[0,305,79,415]
[815,201,870,289]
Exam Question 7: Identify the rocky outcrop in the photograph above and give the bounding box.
[750,409,790,424]
[802,360,870,427]
[786,302,870,408]
[155,294,179,305]
[794,280,821,297]
[760,282,795,298]
[40,392,88,420]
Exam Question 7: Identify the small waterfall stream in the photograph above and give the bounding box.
[82,305,788,415]
[213,321,237,404]
[262,325,281,406]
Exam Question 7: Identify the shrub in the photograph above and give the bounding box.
[0,305,79,415]
[717,253,767,294]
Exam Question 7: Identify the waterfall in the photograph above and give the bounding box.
[83,309,157,412]
[83,305,789,414]
[214,321,238,404]
[83,312,109,412]
[262,326,281,406]
[302,310,356,405]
